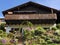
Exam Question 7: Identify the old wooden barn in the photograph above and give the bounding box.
[2,1,60,31]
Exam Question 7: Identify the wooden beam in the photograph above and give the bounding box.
[17,7,19,11]
[51,9,53,14]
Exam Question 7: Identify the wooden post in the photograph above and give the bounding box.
[51,8,53,14]
[19,24,21,34]
[17,7,19,11]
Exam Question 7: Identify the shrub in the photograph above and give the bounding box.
[0,23,6,31]
[24,30,33,40]
[0,30,3,37]
[55,30,60,35]
[2,32,7,37]
[31,42,36,45]
[45,36,51,41]
[0,43,3,45]
[56,24,60,29]
[51,27,57,30]
[52,36,60,43]
[41,34,47,39]
[35,26,46,36]
[24,40,29,45]
[39,38,45,43]
[47,39,53,43]
[36,26,45,31]
[0,30,3,34]
[7,33,14,38]
[30,30,35,37]
[35,30,42,36]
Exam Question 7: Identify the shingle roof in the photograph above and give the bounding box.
[2,1,60,16]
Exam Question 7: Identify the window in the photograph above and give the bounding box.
[8,12,13,14]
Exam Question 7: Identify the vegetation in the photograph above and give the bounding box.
[0,23,6,31]
[51,27,57,30]
[56,24,60,29]
[0,21,60,45]
[0,30,18,45]
[23,22,60,45]
[23,27,60,45]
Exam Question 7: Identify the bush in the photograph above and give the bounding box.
[0,43,3,45]
[47,39,53,43]
[0,30,3,34]
[19,23,60,45]
[1,32,7,37]
[0,30,3,37]
[24,30,33,40]
[35,26,46,36]
[51,27,57,30]
[7,33,14,38]
[31,42,36,45]
[41,34,47,39]
[56,24,60,29]
[30,30,35,37]
[52,36,60,43]
[36,26,45,30]
[39,38,45,43]
[0,23,5,32]
[55,30,60,35]
[35,30,42,36]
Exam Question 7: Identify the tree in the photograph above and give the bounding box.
[0,23,6,31]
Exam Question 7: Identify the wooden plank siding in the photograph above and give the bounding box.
[5,14,57,20]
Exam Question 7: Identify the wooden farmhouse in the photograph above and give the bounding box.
[2,1,60,31]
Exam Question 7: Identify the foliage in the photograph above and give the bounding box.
[23,25,60,45]
[27,21,33,27]
[41,34,47,39]
[54,30,60,36]
[56,24,60,29]
[0,30,3,37]
[0,30,18,45]
[0,21,60,45]
[21,21,33,27]
[35,26,46,33]
[39,38,45,43]
[7,32,14,38]
[35,30,42,36]
[51,27,57,30]
[0,30,3,34]
[2,32,7,37]
[0,23,6,31]
[47,39,53,43]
